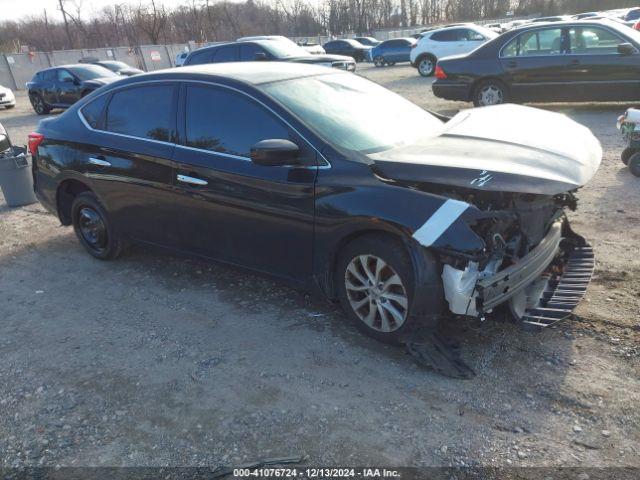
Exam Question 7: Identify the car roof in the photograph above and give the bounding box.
[508,18,622,32]
[130,62,342,86]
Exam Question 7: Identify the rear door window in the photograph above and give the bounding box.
[502,28,567,57]
[213,46,239,63]
[186,50,213,65]
[240,43,268,61]
[184,85,290,158]
[43,70,57,81]
[105,84,177,142]
[81,94,108,128]
[430,29,463,42]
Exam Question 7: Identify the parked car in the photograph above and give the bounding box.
[185,39,356,71]
[410,24,498,76]
[0,85,15,109]
[371,38,416,66]
[354,36,381,47]
[176,51,189,67]
[624,8,640,22]
[29,63,599,345]
[26,64,120,115]
[322,39,371,62]
[617,108,640,176]
[530,16,572,23]
[573,12,600,20]
[298,42,325,55]
[432,20,640,106]
[90,60,143,77]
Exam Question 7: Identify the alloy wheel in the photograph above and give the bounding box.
[418,58,434,76]
[344,254,408,333]
[32,96,44,114]
[478,85,504,106]
[374,56,385,67]
[78,207,108,253]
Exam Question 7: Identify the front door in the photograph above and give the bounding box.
[57,69,82,106]
[171,83,316,281]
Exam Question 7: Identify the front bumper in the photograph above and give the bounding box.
[476,219,594,324]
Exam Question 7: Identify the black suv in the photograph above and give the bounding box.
[184,39,356,71]
[26,64,120,115]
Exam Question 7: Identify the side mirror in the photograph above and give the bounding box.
[254,52,268,61]
[618,43,636,55]
[250,139,299,166]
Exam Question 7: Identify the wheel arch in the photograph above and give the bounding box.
[56,177,94,225]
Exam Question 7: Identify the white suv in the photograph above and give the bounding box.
[410,24,498,77]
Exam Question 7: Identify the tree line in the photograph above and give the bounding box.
[0,0,638,52]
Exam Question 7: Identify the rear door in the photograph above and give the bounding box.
[499,26,573,101]
[171,83,317,281]
[41,69,59,105]
[565,25,640,101]
[81,83,179,245]
[212,45,239,63]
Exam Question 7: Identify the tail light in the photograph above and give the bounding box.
[635,20,640,30]
[435,65,447,79]
[28,132,44,156]
[411,43,417,49]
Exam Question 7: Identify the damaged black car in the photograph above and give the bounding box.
[30,63,600,351]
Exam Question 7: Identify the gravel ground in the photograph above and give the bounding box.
[0,64,638,469]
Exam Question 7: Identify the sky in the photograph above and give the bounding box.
[0,0,184,22]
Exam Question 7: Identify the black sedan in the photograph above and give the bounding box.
[433,20,640,106]
[26,64,120,115]
[92,60,143,77]
[322,39,371,62]
[185,39,356,71]
[30,63,599,345]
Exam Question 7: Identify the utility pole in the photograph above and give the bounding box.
[58,0,74,48]
[44,9,54,51]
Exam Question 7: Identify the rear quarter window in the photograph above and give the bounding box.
[80,94,108,128]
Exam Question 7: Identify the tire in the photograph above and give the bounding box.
[30,94,50,115]
[621,147,636,165]
[335,234,442,344]
[417,55,436,77]
[373,56,385,67]
[629,152,640,177]
[5,104,15,109]
[473,79,509,107]
[71,192,124,260]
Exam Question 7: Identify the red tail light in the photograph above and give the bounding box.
[635,20,640,30]
[435,65,447,79]
[28,132,44,156]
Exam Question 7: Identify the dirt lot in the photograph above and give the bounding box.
[1,64,639,469]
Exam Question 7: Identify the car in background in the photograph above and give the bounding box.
[625,8,640,22]
[410,24,498,76]
[503,20,531,30]
[574,12,600,20]
[176,51,189,67]
[237,35,324,55]
[322,39,371,62]
[185,39,356,71]
[298,42,325,55]
[26,64,120,115]
[485,23,505,34]
[91,60,143,77]
[530,16,572,23]
[371,38,416,66]
[354,36,381,47]
[29,62,599,345]
[432,20,640,106]
[0,85,15,109]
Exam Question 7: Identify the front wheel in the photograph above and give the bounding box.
[628,152,640,177]
[71,192,125,260]
[473,80,508,107]
[335,234,441,344]
[417,56,436,77]
[373,56,385,67]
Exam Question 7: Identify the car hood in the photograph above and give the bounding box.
[369,104,602,195]
[82,77,121,87]
[288,54,355,63]
[118,68,143,76]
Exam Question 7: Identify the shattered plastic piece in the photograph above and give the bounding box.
[403,331,475,379]
[442,263,479,316]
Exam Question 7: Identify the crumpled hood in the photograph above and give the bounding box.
[369,104,602,195]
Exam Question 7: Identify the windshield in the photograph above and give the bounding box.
[262,40,311,58]
[99,61,129,70]
[69,65,118,80]
[262,73,443,154]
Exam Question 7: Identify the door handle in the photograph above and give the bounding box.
[177,174,208,186]
[89,157,111,167]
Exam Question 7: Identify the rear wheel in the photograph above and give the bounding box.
[621,147,636,165]
[71,192,124,260]
[473,80,508,107]
[628,152,640,177]
[335,234,441,344]
[30,94,50,115]
[373,56,385,67]
[417,55,436,77]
